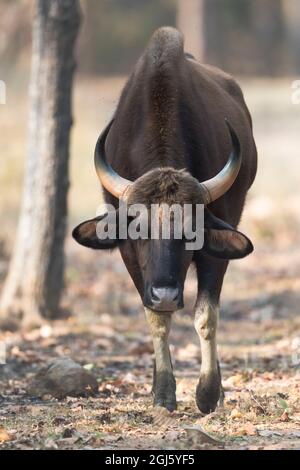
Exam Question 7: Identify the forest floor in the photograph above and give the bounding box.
[1,225,300,450]
[0,78,300,450]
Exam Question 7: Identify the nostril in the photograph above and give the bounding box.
[151,286,179,303]
[171,288,179,301]
[151,287,161,301]
[147,286,183,311]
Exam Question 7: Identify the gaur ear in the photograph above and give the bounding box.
[72,213,119,250]
[203,209,253,259]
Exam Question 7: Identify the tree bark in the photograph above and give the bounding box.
[0,0,81,329]
[177,0,206,62]
[281,0,300,74]
[204,0,225,69]
[252,0,285,76]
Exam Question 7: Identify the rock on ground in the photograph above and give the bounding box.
[27,358,98,399]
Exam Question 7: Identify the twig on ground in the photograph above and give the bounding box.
[247,388,266,414]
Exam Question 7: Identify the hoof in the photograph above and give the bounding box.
[154,396,177,412]
[153,371,176,412]
[196,372,220,415]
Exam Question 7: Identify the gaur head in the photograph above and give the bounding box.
[73,119,253,312]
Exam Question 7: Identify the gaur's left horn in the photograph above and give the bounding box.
[199,119,241,204]
[94,118,133,199]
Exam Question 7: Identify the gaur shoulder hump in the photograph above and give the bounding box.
[146,27,184,65]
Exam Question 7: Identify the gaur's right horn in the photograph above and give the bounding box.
[94,118,133,200]
[199,119,242,204]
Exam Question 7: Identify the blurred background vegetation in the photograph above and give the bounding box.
[0,0,299,241]
[1,0,300,78]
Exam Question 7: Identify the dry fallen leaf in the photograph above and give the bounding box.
[0,428,13,443]
[280,411,289,422]
[223,373,245,389]
[241,422,257,436]
[230,408,242,419]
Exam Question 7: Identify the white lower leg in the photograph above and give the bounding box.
[194,295,220,413]
[144,307,176,410]
[144,307,172,375]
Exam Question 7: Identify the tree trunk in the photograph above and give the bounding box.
[281,0,300,74]
[252,0,284,76]
[0,0,81,329]
[204,0,225,69]
[177,0,206,62]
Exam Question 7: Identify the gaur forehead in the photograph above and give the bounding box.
[127,167,205,206]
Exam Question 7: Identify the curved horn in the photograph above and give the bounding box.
[94,118,133,199]
[199,119,241,204]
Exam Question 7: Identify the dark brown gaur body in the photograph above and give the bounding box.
[73,27,257,414]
